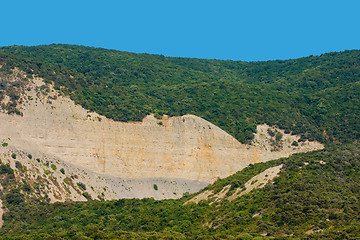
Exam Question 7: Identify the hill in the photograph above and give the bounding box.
[0,142,359,239]
[0,45,359,239]
[0,45,359,144]
[0,68,323,198]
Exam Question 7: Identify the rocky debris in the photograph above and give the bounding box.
[186,165,283,204]
[228,164,283,201]
[0,142,208,202]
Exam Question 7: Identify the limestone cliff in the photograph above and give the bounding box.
[0,74,324,186]
[0,143,207,202]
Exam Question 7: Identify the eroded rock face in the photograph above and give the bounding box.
[0,77,324,184]
[0,143,208,202]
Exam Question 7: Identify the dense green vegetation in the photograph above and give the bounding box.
[0,45,359,143]
[0,143,359,239]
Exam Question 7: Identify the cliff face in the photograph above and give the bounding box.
[0,143,207,202]
[0,76,324,185]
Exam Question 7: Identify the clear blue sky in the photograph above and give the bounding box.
[1,0,359,61]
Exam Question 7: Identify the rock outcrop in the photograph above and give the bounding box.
[0,143,207,202]
[0,76,324,186]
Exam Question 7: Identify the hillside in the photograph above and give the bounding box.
[0,143,359,239]
[0,45,359,144]
[0,69,322,201]
[0,45,359,239]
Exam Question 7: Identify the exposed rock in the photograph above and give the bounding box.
[0,73,324,201]
[228,164,283,201]
[185,184,232,205]
[186,164,283,204]
[0,76,323,184]
[0,143,207,201]
[184,190,214,204]
[305,227,323,235]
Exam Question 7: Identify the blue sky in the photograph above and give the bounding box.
[1,0,359,61]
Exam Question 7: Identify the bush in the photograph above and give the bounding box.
[77,182,86,190]
[15,161,23,170]
[267,129,275,137]
[36,158,40,163]
[27,154,32,159]
[153,184,158,191]
[5,189,24,205]
[23,181,31,193]
[51,164,57,171]
[11,153,16,159]
[60,168,65,174]
[275,132,283,142]
[0,164,14,174]
[82,192,92,200]
[292,141,299,146]
[2,142,8,147]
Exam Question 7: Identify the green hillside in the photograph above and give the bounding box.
[0,45,359,239]
[0,45,359,143]
[1,142,359,239]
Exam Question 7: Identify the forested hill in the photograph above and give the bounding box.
[2,142,359,239]
[0,45,359,144]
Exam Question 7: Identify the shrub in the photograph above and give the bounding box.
[77,182,86,190]
[15,161,23,170]
[11,153,16,159]
[5,189,24,205]
[60,168,65,174]
[27,154,32,159]
[183,192,190,197]
[275,132,283,142]
[153,184,158,191]
[2,142,8,147]
[292,141,299,146]
[23,181,31,193]
[51,164,57,171]
[0,164,14,174]
[82,192,92,200]
[44,169,50,175]
[267,129,275,137]
[36,158,40,163]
